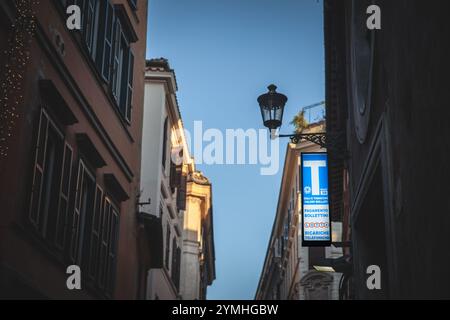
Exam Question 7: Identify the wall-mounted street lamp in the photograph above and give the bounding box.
[257,84,327,148]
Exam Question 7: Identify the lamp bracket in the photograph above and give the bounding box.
[277,131,346,155]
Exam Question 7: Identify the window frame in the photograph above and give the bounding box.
[70,158,121,298]
[165,221,171,271]
[162,117,169,171]
[29,109,68,245]
[128,0,138,11]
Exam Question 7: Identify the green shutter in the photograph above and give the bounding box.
[125,49,134,122]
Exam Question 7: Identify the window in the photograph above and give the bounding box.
[103,197,120,296]
[88,186,103,280]
[116,30,134,122]
[165,223,171,270]
[70,159,120,297]
[55,144,74,249]
[123,47,134,122]
[176,174,187,211]
[162,117,169,169]
[29,110,73,249]
[70,160,95,263]
[29,108,121,297]
[58,0,135,123]
[83,0,99,58]
[171,238,180,291]
[111,18,123,104]
[128,0,138,11]
[95,0,114,82]
[170,148,183,191]
[97,1,135,122]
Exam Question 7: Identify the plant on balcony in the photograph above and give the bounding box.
[290,110,309,134]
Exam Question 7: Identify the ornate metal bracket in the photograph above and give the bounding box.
[279,132,327,148]
[277,131,347,156]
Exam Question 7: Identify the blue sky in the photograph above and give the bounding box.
[147,0,325,299]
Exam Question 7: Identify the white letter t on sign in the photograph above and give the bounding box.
[303,160,326,196]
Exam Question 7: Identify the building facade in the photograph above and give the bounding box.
[0,0,148,299]
[256,123,343,300]
[324,0,450,299]
[180,170,216,300]
[141,58,215,300]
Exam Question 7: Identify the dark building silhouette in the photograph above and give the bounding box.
[324,0,450,299]
[0,0,148,299]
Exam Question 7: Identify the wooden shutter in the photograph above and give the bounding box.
[165,223,171,270]
[96,0,114,82]
[106,206,119,297]
[98,198,111,289]
[88,186,103,280]
[176,174,187,211]
[162,118,168,168]
[55,143,73,249]
[170,161,182,191]
[111,19,122,104]
[125,49,134,122]
[70,161,85,263]
[129,0,137,10]
[29,110,49,228]
[83,0,96,55]
[171,238,178,288]
[119,40,129,117]
[171,240,181,291]
[175,246,181,290]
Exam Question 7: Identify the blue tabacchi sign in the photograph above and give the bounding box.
[301,153,331,247]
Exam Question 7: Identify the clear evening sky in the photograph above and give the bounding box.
[147,0,324,299]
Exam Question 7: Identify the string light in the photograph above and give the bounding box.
[0,0,40,159]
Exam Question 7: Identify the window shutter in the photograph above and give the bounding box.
[111,19,122,104]
[106,206,119,297]
[98,198,111,289]
[125,49,134,122]
[274,239,281,258]
[96,0,114,82]
[70,162,84,263]
[165,223,171,270]
[129,0,138,11]
[161,118,168,168]
[176,246,181,290]
[83,0,96,55]
[29,111,49,228]
[170,162,182,191]
[176,174,187,211]
[119,43,129,117]
[88,186,103,280]
[55,143,73,249]
[171,238,179,290]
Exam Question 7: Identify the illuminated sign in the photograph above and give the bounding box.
[301,153,331,247]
